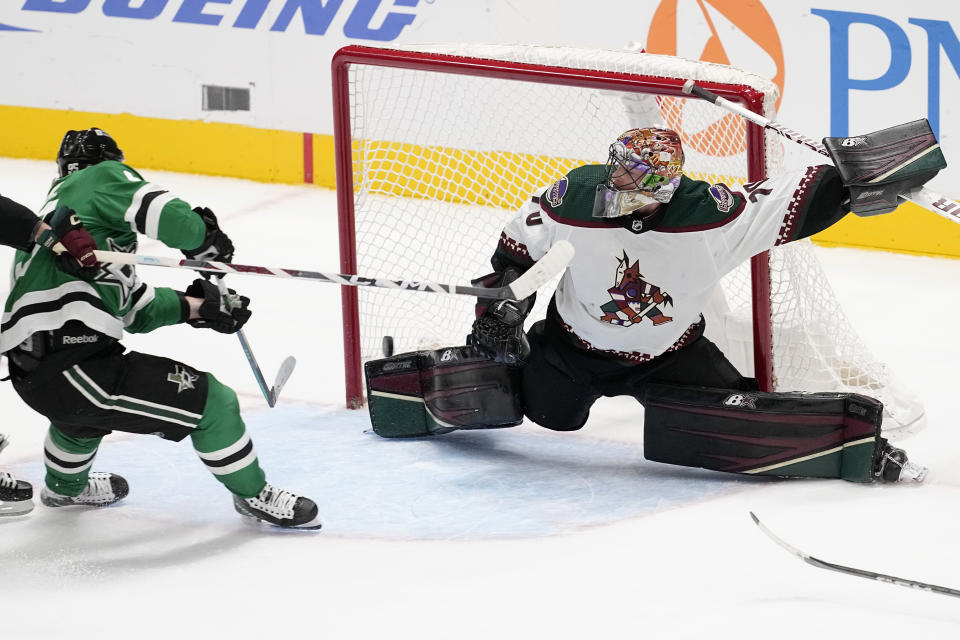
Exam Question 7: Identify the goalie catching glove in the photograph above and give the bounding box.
[467,268,533,366]
[182,278,251,334]
[823,118,947,216]
[182,206,235,270]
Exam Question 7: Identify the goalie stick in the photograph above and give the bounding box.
[215,278,296,408]
[92,239,575,301]
[681,80,960,226]
[750,512,960,599]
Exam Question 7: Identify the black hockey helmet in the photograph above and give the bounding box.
[56,128,124,178]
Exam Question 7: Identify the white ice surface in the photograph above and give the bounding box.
[1,157,959,639]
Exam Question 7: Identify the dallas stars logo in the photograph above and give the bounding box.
[91,237,140,308]
[167,365,199,393]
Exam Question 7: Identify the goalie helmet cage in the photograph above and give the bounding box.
[333,43,924,434]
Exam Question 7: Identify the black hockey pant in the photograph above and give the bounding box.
[9,334,266,498]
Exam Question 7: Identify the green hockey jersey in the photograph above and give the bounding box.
[1,161,207,353]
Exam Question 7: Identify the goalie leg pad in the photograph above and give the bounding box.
[364,346,523,438]
[823,118,947,216]
[642,384,884,482]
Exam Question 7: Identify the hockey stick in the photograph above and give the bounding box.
[92,239,575,301]
[750,512,960,599]
[681,81,960,226]
[214,277,296,408]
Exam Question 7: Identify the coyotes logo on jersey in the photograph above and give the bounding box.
[600,251,673,327]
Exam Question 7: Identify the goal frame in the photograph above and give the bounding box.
[332,44,774,409]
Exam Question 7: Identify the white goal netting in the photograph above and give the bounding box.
[336,43,923,433]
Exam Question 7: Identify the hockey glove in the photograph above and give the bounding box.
[468,300,531,366]
[182,207,235,272]
[184,278,251,334]
[467,268,533,366]
[40,205,99,277]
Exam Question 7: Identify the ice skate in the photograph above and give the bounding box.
[0,471,34,517]
[875,440,927,483]
[40,472,129,507]
[233,483,322,530]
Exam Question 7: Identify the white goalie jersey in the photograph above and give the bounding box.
[494,163,844,361]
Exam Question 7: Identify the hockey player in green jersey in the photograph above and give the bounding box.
[1,192,99,516]
[367,124,943,485]
[1,128,321,529]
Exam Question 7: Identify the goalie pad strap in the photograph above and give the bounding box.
[823,118,947,216]
[642,384,883,482]
[365,346,522,438]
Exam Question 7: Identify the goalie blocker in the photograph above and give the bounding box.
[365,346,522,438]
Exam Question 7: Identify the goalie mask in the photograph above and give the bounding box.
[57,128,125,178]
[593,128,684,219]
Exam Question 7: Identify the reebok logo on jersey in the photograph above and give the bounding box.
[61,334,99,346]
[167,365,199,394]
[546,177,568,207]
[708,184,735,213]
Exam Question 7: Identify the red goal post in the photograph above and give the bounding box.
[331,43,922,434]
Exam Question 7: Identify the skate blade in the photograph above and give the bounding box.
[901,461,928,483]
[0,500,35,517]
[237,512,323,531]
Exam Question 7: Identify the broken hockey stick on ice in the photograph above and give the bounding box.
[215,277,296,408]
[682,80,960,225]
[750,512,960,599]
[93,240,575,301]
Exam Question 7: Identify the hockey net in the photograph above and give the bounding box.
[333,43,923,434]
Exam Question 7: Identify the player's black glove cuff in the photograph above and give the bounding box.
[182,207,235,273]
[184,278,251,334]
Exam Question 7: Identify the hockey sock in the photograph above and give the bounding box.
[190,374,266,498]
[44,425,102,496]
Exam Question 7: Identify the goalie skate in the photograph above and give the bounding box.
[875,440,927,483]
[40,472,129,507]
[233,483,322,530]
[0,471,34,517]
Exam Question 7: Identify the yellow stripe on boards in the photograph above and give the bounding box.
[812,201,960,258]
[2,105,959,258]
[0,105,306,185]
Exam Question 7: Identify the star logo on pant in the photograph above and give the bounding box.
[167,365,199,393]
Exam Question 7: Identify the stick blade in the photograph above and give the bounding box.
[267,356,297,407]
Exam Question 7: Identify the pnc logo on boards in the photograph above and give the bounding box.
[645,0,784,157]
